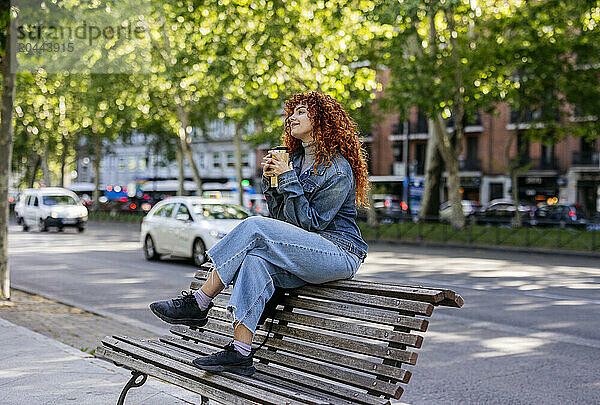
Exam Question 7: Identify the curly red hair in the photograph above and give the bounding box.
[281,91,371,207]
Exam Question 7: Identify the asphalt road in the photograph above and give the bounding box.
[7,220,600,404]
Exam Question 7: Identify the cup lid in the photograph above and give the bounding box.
[270,146,289,151]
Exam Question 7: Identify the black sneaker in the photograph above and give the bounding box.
[192,342,256,376]
[149,291,213,327]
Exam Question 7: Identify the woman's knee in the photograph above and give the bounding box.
[241,215,275,233]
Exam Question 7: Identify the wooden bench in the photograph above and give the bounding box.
[95,269,463,405]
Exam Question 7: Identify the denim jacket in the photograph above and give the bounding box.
[261,146,368,262]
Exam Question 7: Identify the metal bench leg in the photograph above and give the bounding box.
[117,371,147,405]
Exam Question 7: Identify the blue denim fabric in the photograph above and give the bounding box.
[261,146,369,262]
[206,216,361,334]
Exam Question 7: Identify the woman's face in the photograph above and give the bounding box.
[288,104,313,143]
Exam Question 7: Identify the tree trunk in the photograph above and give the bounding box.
[59,96,66,187]
[60,136,68,187]
[504,118,522,228]
[510,168,521,227]
[26,152,40,188]
[92,136,101,209]
[176,105,203,195]
[234,122,244,207]
[366,185,377,227]
[419,119,443,221]
[42,146,51,186]
[0,15,17,300]
[176,140,185,196]
[432,116,465,229]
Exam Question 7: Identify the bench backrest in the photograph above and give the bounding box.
[185,270,463,404]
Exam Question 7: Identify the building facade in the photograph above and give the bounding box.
[368,69,600,216]
[75,120,263,195]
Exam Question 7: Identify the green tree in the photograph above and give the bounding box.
[376,0,520,229]
[497,0,600,225]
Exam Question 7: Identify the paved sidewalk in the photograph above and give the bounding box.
[0,291,199,405]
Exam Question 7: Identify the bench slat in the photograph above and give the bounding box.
[101,336,317,405]
[321,280,463,307]
[273,310,423,348]
[192,271,464,308]
[170,325,404,399]
[95,347,261,405]
[284,297,429,331]
[298,286,434,316]
[160,335,391,405]
[117,336,337,405]
[205,294,428,332]
[205,303,424,349]
[191,275,433,316]
[203,308,419,365]
[195,320,413,380]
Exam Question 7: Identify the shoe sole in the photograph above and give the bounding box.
[149,306,209,327]
[193,363,256,376]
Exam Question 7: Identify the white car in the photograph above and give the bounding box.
[19,187,88,232]
[141,197,252,266]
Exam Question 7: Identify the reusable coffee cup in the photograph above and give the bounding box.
[268,146,290,188]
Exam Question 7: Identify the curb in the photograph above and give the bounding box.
[366,239,600,259]
[11,284,168,336]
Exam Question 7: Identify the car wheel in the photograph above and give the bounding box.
[144,235,160,261]
[38,218,48,232]
[192,238,206,267]
[22,221,30,232]
[16,216,22,225]
[77,226,85,233]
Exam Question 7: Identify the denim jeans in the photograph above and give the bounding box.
[205,216,362,334]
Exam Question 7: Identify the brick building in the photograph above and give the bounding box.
[367,70,600,216]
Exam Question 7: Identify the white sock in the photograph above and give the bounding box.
[194,289,212,311]
[233,340,252,357]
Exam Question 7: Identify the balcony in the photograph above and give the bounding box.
[530,157,558,171]
[458,158,481,171]
[572,151,600,166]
[410,112,428,134]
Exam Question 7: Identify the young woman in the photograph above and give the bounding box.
[150,91,370,376]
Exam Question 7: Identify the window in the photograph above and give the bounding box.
[119,157,126,170]
[154,203,176,217]
[175,204,192,221]
[393,141,404,162]
[466,136,478,161]
[242,153,249,167]
[138,157,147,170]
[226,153,235,167]
[213,153,221,168]
[128,156,136,170]
[192,203,249,220]
[33,197,39,207]
[199,153,206,169]
[43,195,77,206]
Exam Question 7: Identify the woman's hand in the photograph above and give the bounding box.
[261,153,293,178]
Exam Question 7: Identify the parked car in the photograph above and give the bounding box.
[248,194,268,216]
[439,200,481,222]
[19,187,88,232]
[532,204,588,229]
[141,197,252,266]
[475,199,535,226]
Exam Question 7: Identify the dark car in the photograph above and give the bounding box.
[356,194,411,223]
[532,204,588,229]
[475,199,535,226]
